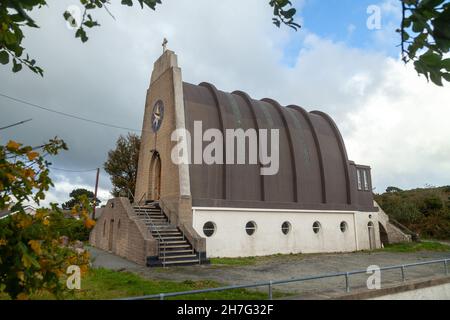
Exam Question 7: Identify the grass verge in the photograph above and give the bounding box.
[380,241,450,253]
[0,268,287,300]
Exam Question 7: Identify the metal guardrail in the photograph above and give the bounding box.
[118,258,450,300]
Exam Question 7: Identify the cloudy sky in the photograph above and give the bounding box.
[1,0,449,207]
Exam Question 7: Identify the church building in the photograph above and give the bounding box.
[90,47,389,267]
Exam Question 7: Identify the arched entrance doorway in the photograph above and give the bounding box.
[379,222,389,247]
[368,222,376,250]
[149,152,162,201]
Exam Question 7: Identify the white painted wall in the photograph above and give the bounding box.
[192,207,380,258]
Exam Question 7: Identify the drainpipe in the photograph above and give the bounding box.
[353,212,359,251]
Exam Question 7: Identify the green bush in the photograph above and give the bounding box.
[375,185,450,240]
[48,212,90,241]
[422,195,443,212]
[388,202,422,224]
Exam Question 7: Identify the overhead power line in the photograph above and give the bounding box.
[0,92,143,133]
[50,166,100,173]
[0,118,33,131]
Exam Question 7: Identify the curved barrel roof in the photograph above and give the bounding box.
[183,82,374,212]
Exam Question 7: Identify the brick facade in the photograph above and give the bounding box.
[89,198,158,265]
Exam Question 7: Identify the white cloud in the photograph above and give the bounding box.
[34,174,111,208]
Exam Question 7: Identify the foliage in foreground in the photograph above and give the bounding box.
[375,185,450,239]
[0,138,94,299]
[401,0,450,86]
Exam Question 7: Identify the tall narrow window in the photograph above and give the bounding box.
[357,169,362,190]
[363,170,369,191]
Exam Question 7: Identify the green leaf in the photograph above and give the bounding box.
[12,60,23,73]
[442,73,450,82]
[0,51,9,65]
[429,71,443,86]
[442,58,450,71]
[420,50,442,67]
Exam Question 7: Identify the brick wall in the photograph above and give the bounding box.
[89,198,158,265]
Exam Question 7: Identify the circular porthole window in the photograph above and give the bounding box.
[203,222,216,237]
[340,221,348,233]
[282,222,291,235]
[245,221,257,236]
[313,221,321,234]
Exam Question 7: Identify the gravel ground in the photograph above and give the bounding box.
[88,247,450,298]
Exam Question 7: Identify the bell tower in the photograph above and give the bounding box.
[134,43,192,226]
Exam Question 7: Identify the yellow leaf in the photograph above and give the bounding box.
[16,215,32,229]
[6,140,21,151]
[0,239,7,246]
[22,255,32,268]
[35,209,46,220]
[28,240,42,256]
[17,271,25,282]
[24,168,36,178]
[16,293,29,300]
[84,218,96,229]
[6,173,16,182]
[26,151,39,161]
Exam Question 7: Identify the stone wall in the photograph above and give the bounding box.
[375,201,412,244]
[89,198,158,265]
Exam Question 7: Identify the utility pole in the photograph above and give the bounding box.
[93,168,100,220]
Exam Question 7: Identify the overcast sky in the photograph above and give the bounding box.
[1,0,449,207]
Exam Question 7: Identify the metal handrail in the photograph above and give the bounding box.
[137,192,147,206]
[118,257,450,300]
[135,205,167,268]
[127,189,136,204]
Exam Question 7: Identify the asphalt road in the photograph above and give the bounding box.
[88,247,450,298]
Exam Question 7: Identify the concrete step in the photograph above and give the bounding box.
[160,244,191,249]
[162,259,200,266]
[153,234,182,239]
[148,225,177,229]
[161,249,194,256]
[159,236,185,240]
[140,217,167,221]
[159,254,198,262]
[144,220,169,224]
[160,240,188,244]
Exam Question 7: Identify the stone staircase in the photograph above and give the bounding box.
[133,203,201,267]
